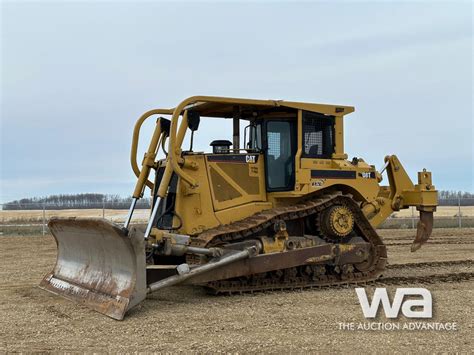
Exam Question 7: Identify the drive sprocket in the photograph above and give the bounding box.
[319,204,355,241]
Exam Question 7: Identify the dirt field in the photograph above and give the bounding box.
[1,228,473,352]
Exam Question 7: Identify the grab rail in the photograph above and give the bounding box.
[162,96,278,193]
[130,108,173,191]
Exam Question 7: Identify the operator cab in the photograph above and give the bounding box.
[241,111,335,192]
[206,109,336,193]
[155,102,337,212]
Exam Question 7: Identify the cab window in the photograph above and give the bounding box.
[302,111,335,158]
[265,120,296,191]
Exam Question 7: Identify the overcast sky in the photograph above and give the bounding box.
[1,1,472,203]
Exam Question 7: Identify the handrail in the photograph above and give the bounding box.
[130,108,173,190]
[131,121,162,198]
[165,96,278,189]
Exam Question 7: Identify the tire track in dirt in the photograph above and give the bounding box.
[386,241,474,246]
[375,259,474,286]
[387,259,473,269]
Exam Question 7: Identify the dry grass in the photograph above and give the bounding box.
[392,206,473,218]
[2,207,473,236]
[1,208,150,223]
[1,206,472,223]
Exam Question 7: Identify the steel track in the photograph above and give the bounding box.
[205,261,474,295]
[189,193,473,294]
[190,193,388,293]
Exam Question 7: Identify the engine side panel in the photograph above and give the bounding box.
[206,153,266,211]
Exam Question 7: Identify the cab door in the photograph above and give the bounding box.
[263,120,297,192]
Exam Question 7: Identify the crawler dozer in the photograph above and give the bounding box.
[40,96,438,320]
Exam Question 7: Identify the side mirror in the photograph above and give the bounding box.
[159,117,171,137]
[187,110,200,131]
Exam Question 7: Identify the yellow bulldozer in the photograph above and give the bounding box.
[40,96,438,320]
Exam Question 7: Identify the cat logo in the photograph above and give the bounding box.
[246,155,256,163]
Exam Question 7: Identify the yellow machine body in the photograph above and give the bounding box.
[130,96,437,240]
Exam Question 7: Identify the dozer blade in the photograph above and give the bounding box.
[39,218,147,320]
[411,211,434,252]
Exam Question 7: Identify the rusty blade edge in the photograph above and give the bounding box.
[39,273,130,321]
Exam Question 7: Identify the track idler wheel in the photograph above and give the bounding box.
[319,205,354,241]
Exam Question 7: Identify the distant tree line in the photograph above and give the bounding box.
[438,191,474,206]
[2,193,151,210]
[1,191,473,210]
[438,190,473,199]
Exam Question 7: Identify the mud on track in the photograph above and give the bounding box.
[0,228,473,352]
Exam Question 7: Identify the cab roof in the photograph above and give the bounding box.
[178,96,354,119]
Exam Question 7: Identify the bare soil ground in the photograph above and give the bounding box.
[0,228,473,353]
